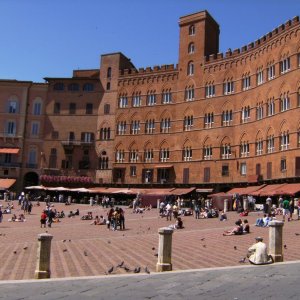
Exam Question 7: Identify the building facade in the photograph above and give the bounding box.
[0,11,300,192]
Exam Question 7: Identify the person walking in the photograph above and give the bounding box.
[282,197,290,222]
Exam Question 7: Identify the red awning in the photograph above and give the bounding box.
[169,187,196,196]
[0,148,19,154]
[267,183,300,196]
[154,164,173,168]
[249,184,287,196]
[0,179,16,189]
[227,185,266,196]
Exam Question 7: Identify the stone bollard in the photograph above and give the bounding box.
[243,198,249,211]
[224,199,228,212]
[157,199,160,211]
[34,233,53,279]
[268,220,284,262]
[156,227,173,272]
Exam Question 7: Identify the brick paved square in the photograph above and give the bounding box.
[0,200,299,280]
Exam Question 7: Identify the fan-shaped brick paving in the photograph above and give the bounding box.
[0,201,299,280]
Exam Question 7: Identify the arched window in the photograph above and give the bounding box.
[182,146,192,161]
[187,61,194,75]
[107,67,112,78]
[188,43,195,54]
[33,100,42,115]
[189,25,195,35]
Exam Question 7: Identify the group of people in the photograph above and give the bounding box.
[107,207,125,231]
[223,219,250,236]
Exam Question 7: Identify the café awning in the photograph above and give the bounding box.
[249,184,287,196]
[265,183,300,196]
[227,185,266,196]
[170,187,196,196]
[154,164,173,168]
[0,179,16,190]
[0,148,20,154]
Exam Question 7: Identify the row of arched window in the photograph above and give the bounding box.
[114,93,298,135]
[113,130,299,163]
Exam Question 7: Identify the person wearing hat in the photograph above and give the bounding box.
[247,237,273,265]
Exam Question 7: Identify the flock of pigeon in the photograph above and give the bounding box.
[104,261,151,275]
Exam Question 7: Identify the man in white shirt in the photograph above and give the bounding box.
[247,237,273,265]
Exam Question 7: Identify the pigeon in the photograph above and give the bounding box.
[200,238,205,241]
[284,244,287,249]
[295,233,300,236]
[154,253,158,257]
[234,246,237,250]
[62,239,66,242]
[124,266,130,272]
[152,247,155,251]
[145,267,150,274]
[134,267,141,273]
[117,261,124,268]
[107,266,114,274]
[23,246,28,250]
[63,249,68,252]
[84,251,88,256]
[13,250,17,254]
[239,257,246,263]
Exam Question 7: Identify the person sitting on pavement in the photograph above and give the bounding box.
[243,219,250,233]
[255,214,273,227]
[8,214,17,222]
[223,220,243,236]
[169,217,184,229]
[247,237,274,265]
[81,212,93,220]
[219,210,227,221]
[91,215,100,225]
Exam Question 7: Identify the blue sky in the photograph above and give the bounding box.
[0,0,299,82]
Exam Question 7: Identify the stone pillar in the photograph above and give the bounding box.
[156,227,173,272]
[293,198,298,216]
[224,199,228,212]
[157,199,160,210]
[34,233,53,279]
[243,198,249,211]
[268,220,284,262]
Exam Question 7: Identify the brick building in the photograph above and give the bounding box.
[0,10,300,192]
